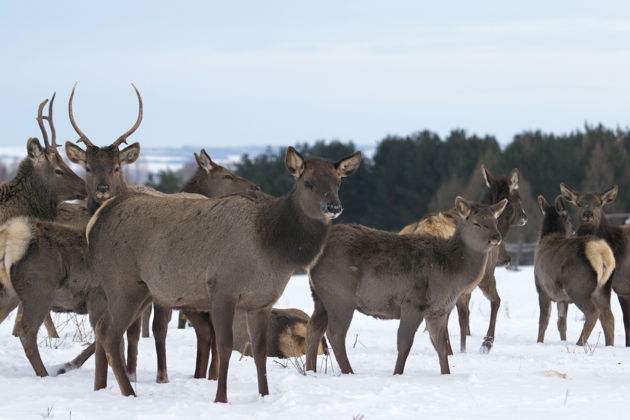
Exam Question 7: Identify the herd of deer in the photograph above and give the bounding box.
[0,85,628,404]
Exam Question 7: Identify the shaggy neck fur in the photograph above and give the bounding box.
[0,159,58,221]
[540,211,567,238]
[258,187,329,269]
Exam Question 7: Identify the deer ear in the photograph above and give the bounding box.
[195,149,216,173]
[601,185,618,206]
[481,165,493,189]
[120,142,140,166]
[285,146,305,178]
[554,195,567,216]
[27,138,45,163]
[559,183,579,204]
[491,199,508,219]
[65,141,87,167]
[537,195,549,215]
[454,196,472,218]
[509,168,520,192]
[335,151,362,178]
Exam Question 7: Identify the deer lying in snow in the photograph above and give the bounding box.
[534,195,615,345]
[398,165,527,353]
[560,183,630,346]
[305,196,507,376]
[0,94,86,339]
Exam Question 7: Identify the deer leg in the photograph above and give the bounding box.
[12,303,24,337]
[537,290,551,343]
[97,290,149,397]
[178,310,188,329]
[574,299,599,346]
[54,342,96,376]
[17,302,50,377]
[426,314,450,374]
[617,295,630,347]
[125,316,142,382]
[393,304,423,375]
[152,303,171,383]
[325,304,355,374]
[43,313,59,339]
[141,304,152,338]
[94,340,108,390]
[456,294,471,353]
[479,274,501,353]
[0,293,19,325]
[211,297,236,403]
[183,309,212,379]
[592,286,614,346]
[207,317,219,380]
[246,307,271,397]
[306,297,328,372]
[556,302,568,341]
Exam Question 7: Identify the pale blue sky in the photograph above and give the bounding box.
[1,1,629,148]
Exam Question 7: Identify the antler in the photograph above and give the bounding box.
[68,82,95,147]
[36,92,59,150]
[112,83,143,148]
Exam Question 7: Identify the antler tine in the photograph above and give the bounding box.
[36,98,50,148]
[112,83,143,148]
[68,82,94,147]
[42,92,60,149]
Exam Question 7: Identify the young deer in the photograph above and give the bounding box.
[0,94,86,338]
[87,146,361,402]
[305,197,507,376]
[535,195,615,345]
[399,166,527,353]
[560,183,630,346]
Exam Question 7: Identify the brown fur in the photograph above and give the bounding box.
[305,197,507,376]
[87,147,361,402]
[399,165,527,353]
[535,195,615,346]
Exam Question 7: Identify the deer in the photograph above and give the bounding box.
[232,308,327,358]
[85,146,361,402]
[398,165,527,353]
[305,197,507,376]
[0,94,86,339]
[534,195,615,346]
[560,183,630,346]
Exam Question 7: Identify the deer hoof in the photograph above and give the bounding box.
[127,372,137,382]
[480,338,494,354]
[156,373,169,384]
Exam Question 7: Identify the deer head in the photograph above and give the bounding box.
[455,196,506,252]
[285,146,361,221]
[27,93,86,202]
[64,83,142,214]
[559,183,617,230]
[183,149,259,197]
[481,165,528,231]
[537,195,573,237]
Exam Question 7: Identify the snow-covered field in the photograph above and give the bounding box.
[1,266,629,419]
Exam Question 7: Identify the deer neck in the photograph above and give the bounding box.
[11,160,58,220]
[259,189,330,269]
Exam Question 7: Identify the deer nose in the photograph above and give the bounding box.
[489,234,502,246]
[583,210,593,219]
[323,203,343,218]
[519,212,528,226]
[97,184,110,194]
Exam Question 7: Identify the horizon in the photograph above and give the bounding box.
[2,1,629,149]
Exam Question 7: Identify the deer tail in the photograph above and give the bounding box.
[585,239,616,288]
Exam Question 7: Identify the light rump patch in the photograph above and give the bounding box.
[0,217,33,294]
[585,239,615,288]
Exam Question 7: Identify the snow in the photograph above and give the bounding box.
[1,266,629,419]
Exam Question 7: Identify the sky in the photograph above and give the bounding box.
[1,1,629,149]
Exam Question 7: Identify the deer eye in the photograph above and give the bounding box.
[473,222,481,228]
[304,180,314,189]
[85,167,92,173]
[114,166,121,173]
[223,175,235,180]
[54,168,64,176]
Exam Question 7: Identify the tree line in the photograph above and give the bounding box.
[4,124,628,243]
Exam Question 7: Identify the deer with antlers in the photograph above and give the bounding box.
[0,94,86,338]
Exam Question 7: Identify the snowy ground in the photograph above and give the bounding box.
[1,266,629,420]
